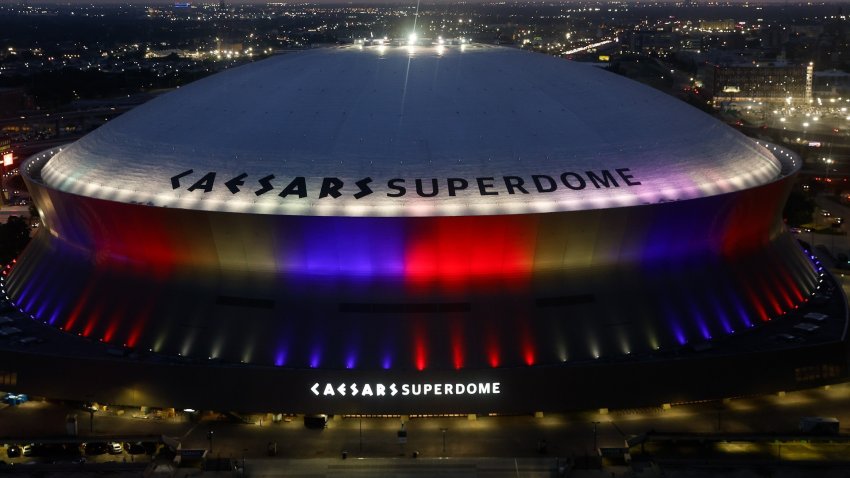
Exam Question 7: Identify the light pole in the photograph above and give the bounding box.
[440,428,448,455]
[716,401,724,432]
[591,421,600,454]
[824,157,834,180]
[207,430,214,454]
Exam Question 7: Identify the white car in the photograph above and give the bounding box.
[108,442,123,454]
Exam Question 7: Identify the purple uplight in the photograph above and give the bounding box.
[309,349,321,368]
[673,325,687,345]
[274,349,287,367]
[295,217,405,277]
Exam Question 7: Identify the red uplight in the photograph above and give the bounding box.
[404,216,534,288]
[488,350,500,368]
[415,351,426,371]
[413,322,427,371]
[523,349,535,366]
[450,319,464,370]
[487,331,501,368]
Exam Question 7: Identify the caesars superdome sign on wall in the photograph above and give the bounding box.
[169,168,642,199]
[310,381,502,399]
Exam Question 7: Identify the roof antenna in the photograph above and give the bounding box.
[411,0,422,41]
[399,0,422,119]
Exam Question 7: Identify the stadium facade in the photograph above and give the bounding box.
[1,43,846,414]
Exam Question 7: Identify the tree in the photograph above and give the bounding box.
[0,216,31,264]
[784,190,815,227]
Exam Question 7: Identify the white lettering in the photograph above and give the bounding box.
[310,382,501,398]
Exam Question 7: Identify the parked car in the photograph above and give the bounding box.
[123,442,146,455]
[5,445,20,458]
[141,442,159,455]
[304,414,328,429]
[83,442,108,455]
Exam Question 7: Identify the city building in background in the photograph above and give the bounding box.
[711,61,813,105]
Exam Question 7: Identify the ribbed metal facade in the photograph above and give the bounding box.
[6,148,816,378]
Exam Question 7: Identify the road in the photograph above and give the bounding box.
[4,382,850,460]
[808,195,850,257]
[0,206,30,222]
[4,380,850,476]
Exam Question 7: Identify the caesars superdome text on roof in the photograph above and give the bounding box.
[169,168,643,199]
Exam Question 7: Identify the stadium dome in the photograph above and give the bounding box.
[41,44,781,216]
[5,44,820,412]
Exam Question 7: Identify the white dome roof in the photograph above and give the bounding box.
[40,44,781,216]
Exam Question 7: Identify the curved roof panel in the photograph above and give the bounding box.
[40,44,781,216]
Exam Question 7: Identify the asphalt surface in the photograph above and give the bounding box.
[4,377,850,478]
[0,388,836,455]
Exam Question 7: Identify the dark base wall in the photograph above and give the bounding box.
[1,338,847,415]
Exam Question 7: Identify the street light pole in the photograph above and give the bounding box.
[717,407,722,432]
[824,157,834,180]
[207,430,214,454]
[440,428,447,455]
[591,421,600,454]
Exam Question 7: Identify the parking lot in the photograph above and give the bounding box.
[0,439,159,466]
